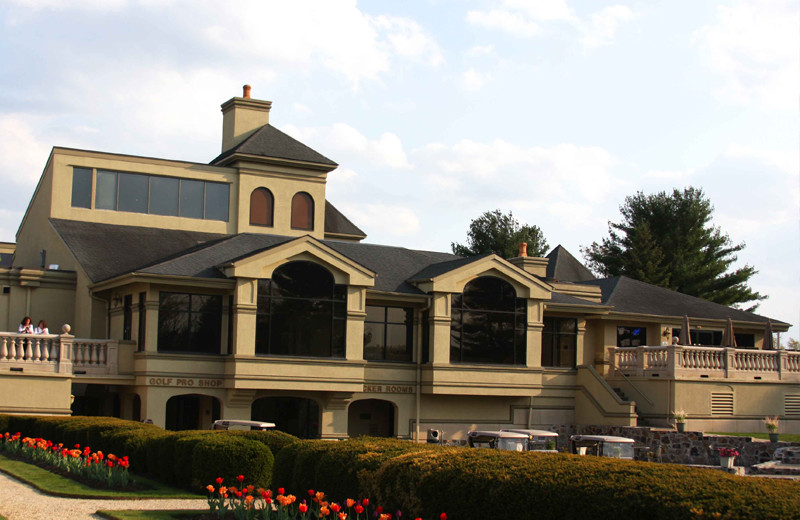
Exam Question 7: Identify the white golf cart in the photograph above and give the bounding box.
[501,429,559,452]
[467,430,528,451]
[212,420,276,431]
[568,434,635,460]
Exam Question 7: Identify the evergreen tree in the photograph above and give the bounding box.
[452,209,548,259]
[582,187,765,310]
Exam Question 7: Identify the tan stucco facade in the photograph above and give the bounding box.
[1,91,796,439]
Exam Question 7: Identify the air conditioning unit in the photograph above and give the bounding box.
[426,428,442,444]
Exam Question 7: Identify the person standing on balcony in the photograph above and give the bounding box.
[18,317,34,334]
[34,320,48,334]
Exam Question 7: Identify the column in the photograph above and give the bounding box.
[231,278,257,356]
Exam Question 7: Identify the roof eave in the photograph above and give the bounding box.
[213,152,338,172]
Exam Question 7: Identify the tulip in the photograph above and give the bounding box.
[278,487,285,495]
[216,477,224,485]
[206,485,215,493]
[440,514,447,520]
[355,505,364,514]
[346,499,356,508]
[237,474,245,483]
[339,514,348,520]
[299,504,309,513]
[308,489,315,496]
[331,503,341,513]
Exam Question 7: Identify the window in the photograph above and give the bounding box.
[255,261,345,358]
[291,192,314,230]
[450,276,526,365]
[157,292,222,354]
[88,168,229,221]
[123,294,132,341]
[137,292,146,352]
[364,306,413,362]
[71,167,92,208]
[250,188,274,227]
[542,318,577,368]
[617,326,647,347]
[734,333,755,348]
[673,329,722,346]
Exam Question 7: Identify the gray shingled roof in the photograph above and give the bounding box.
[325,201,366,239]
[50,219,227,283]
[546,245,595,282]
[579,276,787,325]
[406,255,490,282]
[211,124,337,166]
[549,292,606,307]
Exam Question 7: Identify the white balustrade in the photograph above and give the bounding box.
[610,345,799,382]
[0,331,117,376]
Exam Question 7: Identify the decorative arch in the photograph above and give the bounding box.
[348,399,396,438]
[250,187,274,227]
[255,260,346,358]
[291,192,314,230]
[450,276,527,365]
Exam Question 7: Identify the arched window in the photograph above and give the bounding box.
[450,276,526,365]
[249,188,274,226]
[255,261,346,358]
[291,192,314,230]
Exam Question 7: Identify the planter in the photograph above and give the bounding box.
[769,433,779,443]
[676,422,685,433]
[720,456,735,469]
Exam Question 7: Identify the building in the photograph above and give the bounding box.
[0,87,797,439]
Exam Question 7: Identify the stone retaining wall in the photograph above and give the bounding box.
[552,424,799,467]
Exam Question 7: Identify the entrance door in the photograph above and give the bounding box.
[348,399,395,438]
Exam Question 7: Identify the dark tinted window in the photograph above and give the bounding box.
[617,326,647,347]
[450,276,526,365]
[179,179,204,219]
[96,170,118,210]
[255,261,345,358]
[71,167,92,208]
[118,172,149,213]
[149,176,179,216]
[157,292,222,354]
[205,181,229,221]
[542,317,577,368]
[364,305,413,362]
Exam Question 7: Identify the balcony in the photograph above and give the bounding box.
[0,331,121,377]
[610,345,800,382]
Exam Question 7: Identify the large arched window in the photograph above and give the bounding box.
[255,261,346,357]
[250,187,274,226]
[291,192,314,230]
[450,276,526,365]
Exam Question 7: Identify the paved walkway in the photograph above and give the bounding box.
[0,471,208,520]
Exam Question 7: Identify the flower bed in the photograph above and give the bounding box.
[1,431,134,489]
[201,475,447,520]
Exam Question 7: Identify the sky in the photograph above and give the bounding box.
[0,0,797,339]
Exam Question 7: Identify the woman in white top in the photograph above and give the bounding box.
[35,320,49,335]
[18,316,34,334]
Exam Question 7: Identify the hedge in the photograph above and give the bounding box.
[0,415,275,492]
[223,429,299,457]
[371,449,800,520]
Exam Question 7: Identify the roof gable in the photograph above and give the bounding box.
[546,245,595,282]
[211,124,337,167]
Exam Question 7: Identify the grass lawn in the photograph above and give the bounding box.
[711,433,800,443]
[0,454,202,499]
[96,511,200,520]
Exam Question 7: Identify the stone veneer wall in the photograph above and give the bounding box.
[551,424,799,467]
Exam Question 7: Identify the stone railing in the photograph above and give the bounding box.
[0,328,118,376]
[610,345,800,381]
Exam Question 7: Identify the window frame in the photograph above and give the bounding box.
[157,291,223,355]
[290,192,315,230]
[363,305,414,362]
[541,317,578,368]
[249,187,275,227]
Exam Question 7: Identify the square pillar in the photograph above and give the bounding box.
[345,287,367,361]
[232,279,257,356]
[526,300,544,368]
[430,293,451,365]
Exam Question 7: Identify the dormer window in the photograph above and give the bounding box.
[291,192,314,230]
[250,187,274,227]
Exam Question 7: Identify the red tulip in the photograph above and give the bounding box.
[440,514,447,520]
[237,474,245,482]
[216,477,224,485]
[299,504,309,513]
[278,487,285,495]
[355,505,364,514]
[308,489,315,496]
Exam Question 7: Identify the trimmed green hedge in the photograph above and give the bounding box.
[0,415,275,492]
[371,449,800,520]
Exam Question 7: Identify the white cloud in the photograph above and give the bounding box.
[0,115,53,186]
[465,44,495,57]
[282,123,411,170]
[370,15,444,67]
[692,0,799,109]
[293,103,312,115]
[460,68,491,92]
[341,203,420,236]
[644,168,696,181]
[466,1,633,49]
[579,5,634,49]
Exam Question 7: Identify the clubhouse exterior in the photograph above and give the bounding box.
[0,88,797,439]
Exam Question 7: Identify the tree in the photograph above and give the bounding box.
[582,187,765,310]
[452,209,549,259]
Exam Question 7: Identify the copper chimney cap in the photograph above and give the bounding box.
[519,242,528,257]
[242,84,252,99]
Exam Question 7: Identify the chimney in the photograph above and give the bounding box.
[518,242,528,257]
[508,243,548,277]
[220,84,272,153]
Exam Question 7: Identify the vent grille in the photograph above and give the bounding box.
[786,395,800,416]
[711,393,734,415]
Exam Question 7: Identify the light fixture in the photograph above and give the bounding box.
[112,294,123,307]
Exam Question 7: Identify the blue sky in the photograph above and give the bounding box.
[0,0,797,340]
